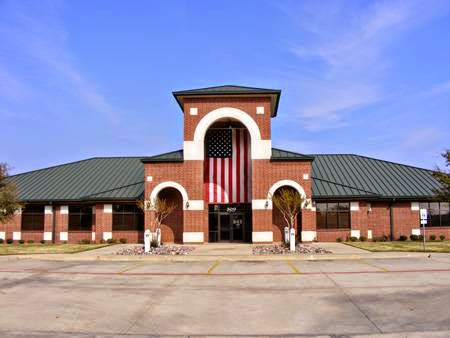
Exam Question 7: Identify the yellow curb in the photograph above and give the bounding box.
[286,260,301,274]
[207,261,220,274]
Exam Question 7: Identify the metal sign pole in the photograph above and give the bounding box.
[420,208,428,253]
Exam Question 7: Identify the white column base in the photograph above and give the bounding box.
[103,232,112,241]
[0,231,5,240]
[91,232,96,241]
[60,232,68,241]
[183,232,204,243]
[411,229,421,236]
[43,232,53,241]
[301,231,317,242]
[12,232,21,240]
[350,230,361,238]
[252,231,273,243]
[367,230,373,240]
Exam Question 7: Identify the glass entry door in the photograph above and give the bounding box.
[208,204,252,242]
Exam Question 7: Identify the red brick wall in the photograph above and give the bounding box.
[67,231,92,243]
[1,213,21,240]
[21,231,44,242]
[183,97,272,141]
[112,231,144,243]
[94,204,112,242]
[317,230,350,242]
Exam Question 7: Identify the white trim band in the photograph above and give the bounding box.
[45,206,53,215]
[183,232,204,243]
[43,232,52,241]
[60,206,69,215]
[13,232,21,240]
[411,229,421,236]
[149,181,189,210]
[60,232,68,241]
[350,202,359,211]
[350,230,361,238]
[103,232,112,241]
[411,202,419,211]
[252,199,269,210]
[301,231,316,242]
[186,200,204,210]
[103,204,113,214]
[252,231,273,243]
[92,232,96,241]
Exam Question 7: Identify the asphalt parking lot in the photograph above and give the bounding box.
[1,256,450,337]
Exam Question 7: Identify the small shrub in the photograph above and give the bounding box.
[410,234,419,241]
[429,234,436,241]
[27,240,34,244]
[373,235,388,242]
[398,235,408,241]
[349,236,358,242]
[18,239,25,244]
[150,239,159,248]
[119,238,128,244]
[0,238,4,244]
[6,238,13,244]
[336,237,342,243]
[359,236,367,242]
[62,241,67,244]
[78,239,91,244]
[107,238,118,244]
[100,239,106,244]
[418,235,424,241]
[440,234,446,241]
[40,240,45,244]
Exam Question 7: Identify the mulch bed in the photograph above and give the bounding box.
[116,245,195,256]
[253,244,332,255]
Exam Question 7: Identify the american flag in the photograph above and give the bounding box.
[205,128,251,203]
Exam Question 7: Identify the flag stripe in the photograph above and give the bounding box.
[205,128,251,203]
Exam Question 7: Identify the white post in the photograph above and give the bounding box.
[156,228,161,247]
[290,228,296,252]
[284,226,289,244]
[144,229,151,253]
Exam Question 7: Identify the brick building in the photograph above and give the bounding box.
[3,86,449,244]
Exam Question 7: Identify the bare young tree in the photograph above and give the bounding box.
[137,196,177,232]
[271,187,308,230]
[0,163,21,223]
[432,150,450,201]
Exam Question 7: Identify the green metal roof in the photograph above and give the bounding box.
[311,154,441,199]
[8,157,144,202]
[172,85,281,117]
[141,149,184,163]
[271,148,314,161]
[7,150,442,202]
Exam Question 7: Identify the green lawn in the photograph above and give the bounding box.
[0,243,111,255]
[345,241,450,253]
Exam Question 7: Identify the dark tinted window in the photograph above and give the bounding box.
[419,202,450,227]
[21,205,45,231]
[316,202,351,229]
[68,206,93,231]
[112,204,144,231]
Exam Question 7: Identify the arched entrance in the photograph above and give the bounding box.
[204,118,253,242]
[268,180,307,243]
[156,187,184,243]
[271,186,302,242]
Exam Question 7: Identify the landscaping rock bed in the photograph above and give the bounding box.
[116,245,195,256]
[253,244,332,255]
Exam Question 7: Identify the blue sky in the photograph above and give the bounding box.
[1,0,449,174]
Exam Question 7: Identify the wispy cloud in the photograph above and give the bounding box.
[282,0,448,131]
[0,0,119,124]
[420,81,450,98]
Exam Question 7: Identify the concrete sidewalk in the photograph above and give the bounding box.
[0,242,442,262]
